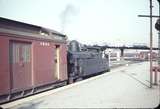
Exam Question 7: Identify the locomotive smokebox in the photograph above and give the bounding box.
[69,40,80,52]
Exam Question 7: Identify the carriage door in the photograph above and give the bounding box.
[10,41,32,91]
[55,45,60,80]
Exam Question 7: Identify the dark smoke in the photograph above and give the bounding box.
[60,4,78,33]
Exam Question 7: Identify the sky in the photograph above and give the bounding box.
[0,0,159,47]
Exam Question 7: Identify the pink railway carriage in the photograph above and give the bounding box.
[0,17,68,103]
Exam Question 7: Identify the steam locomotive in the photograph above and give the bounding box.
[0,17,109,104]
[68,40,110,83]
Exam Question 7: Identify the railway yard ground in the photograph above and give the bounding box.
[1,61,160,108]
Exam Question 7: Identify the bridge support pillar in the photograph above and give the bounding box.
[120,48,124,60]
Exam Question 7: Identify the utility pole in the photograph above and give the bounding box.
[149,0,153,88]
[138,0,157,88]
[138,0,159,88]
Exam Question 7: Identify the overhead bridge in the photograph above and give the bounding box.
[95,45,159,58]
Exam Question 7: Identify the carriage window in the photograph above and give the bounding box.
[12,43,20,63]
[10,42,31,63]
[22,45,31,62]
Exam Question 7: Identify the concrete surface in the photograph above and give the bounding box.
[1,62,160,108]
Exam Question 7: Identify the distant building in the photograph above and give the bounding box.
[107,49,158,61]
[135,51,158,61]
